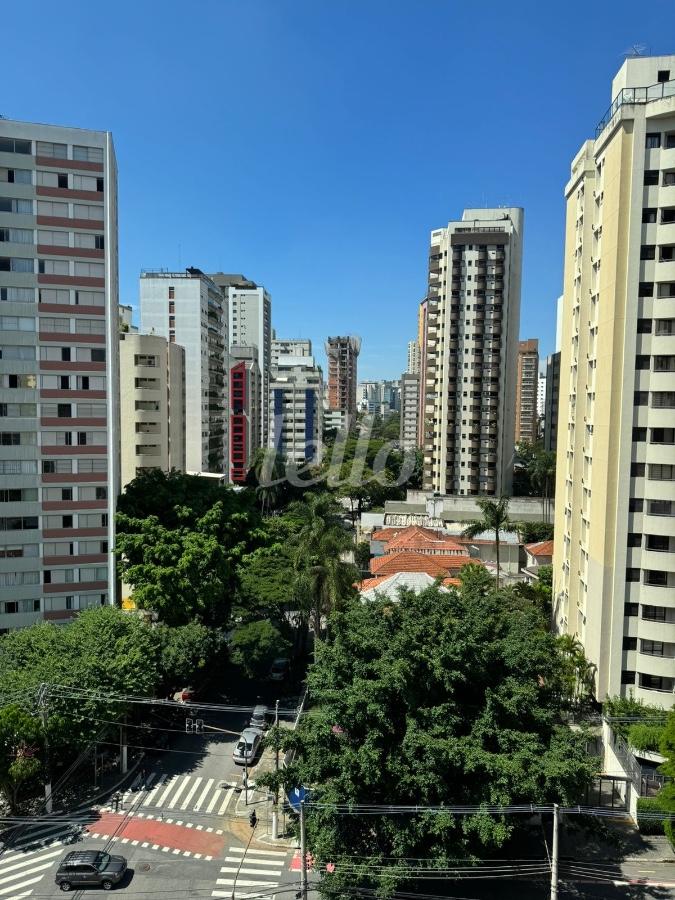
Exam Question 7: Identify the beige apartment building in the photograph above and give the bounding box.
[553,56,675,706]
[422,208,523,495]
[119,332,185,487]
[515,338,539,444]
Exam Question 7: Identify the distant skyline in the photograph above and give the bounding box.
[4,1,672,379]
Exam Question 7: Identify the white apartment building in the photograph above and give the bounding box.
[407,340,420,375]
[400,372,420,451]
[553,56,675,706]
[272,336,311,367]
[422,208,524,496]
[537,370,547,419]
[211,273,271,448]
[119,332,185,487]
[270,354,323,465]
[0,119,119,630]
[140,269,228,475]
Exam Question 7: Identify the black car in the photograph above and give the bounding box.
[55,850,127,891]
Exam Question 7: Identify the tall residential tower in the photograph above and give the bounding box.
[325,335,361,424]
[0,119,119,629]
[515,338,539,444]
[422,208,524,495]
[553,56,675,705]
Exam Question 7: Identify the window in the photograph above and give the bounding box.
[630,462,645,477]
[648,499,674,516]
[627,533,642,548]
[634,391,648,406]
[633,427,647,442]
[642,208,657,224]
[37,199,68,217]
[622,636,637,651]
[654,356,675,372]
[71,174,98,192]
[645,570,669,587]
[62,515,73,528]
[1,287,34,303]
[629,498,644,513]
[75,290,104,307]
[168,286,175,299]
[0,516,38,531]
[646,534,670,552]
[649,464,675,481]
[72,145,103,163]
[640,245,656,260]
[0,257,32,273]
[0,227,33,245]
[655,318,675,335]
[624,602,639,617]
[621,670,636,685]
[0,197,32,214]
[651,427,675,443]
[637,318,653,333]
[644,170,659,186]
[38,259,69,276]
[646,133,661,149]
[642,605,667,622]
[638,282,654,297]
[0,137,31,154]
[664,173,675,188]
[658,70,671,83]
[635,355,650,369]
[652,391,675,408]
[639,674,674,691]
[661,245,675,261]
[626,567,640,582]
[667,132,675,149]
[72,204,104,221]
[36,141,67,159]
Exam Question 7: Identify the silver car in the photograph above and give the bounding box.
[233,727,263,765]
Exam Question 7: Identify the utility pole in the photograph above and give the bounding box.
[244,759,249,805]
[550,803,559,900]
[299,799,308,900]
[272,699,279,840]
[120,716,128,774]
[38,683,52,814]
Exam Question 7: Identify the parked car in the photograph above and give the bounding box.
[269,657,290,681]
[250,704,270,730]
[55,850,127,891]
[232,727,263,765]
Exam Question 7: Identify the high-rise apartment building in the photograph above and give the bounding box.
[417,299,428,448]
[400,372,420,451]
[325,336,361,423]
[229,345,261,484]
[537,370,547,419]
[421,208,524,496]
[407,340,420,375]
[515,338,539,444]
[357,379,400,416]
[119,332,185,487]
[543,352,560,452]
[211,273,271,447]
[0,119,119,630]
[140,269,227,475]
[270,353,323,465]
[553,56,675,705]
[271,337,311,367]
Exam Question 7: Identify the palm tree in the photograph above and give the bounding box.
[247,449,286,516]
[528,448,556,523]
[289,493,357,641]
[462,496,517,588]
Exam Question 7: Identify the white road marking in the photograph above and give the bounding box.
[142,773,168,805]
[218,786,235,816]
[227,846,288,857]
[180,776,203,809]
[194,777,215,810]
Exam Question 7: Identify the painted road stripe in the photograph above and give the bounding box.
[205,786,222,815]
[143,773,167,805]
[193,777,215,810]
[155,775,180,807]
[0,840,61,862]
[217,786,235,816]
[0,875,45,896]
[0,859,59,886]
[180,776,203,809]
[166,776,191,809]
[227,846,288,857]
[0,847,63,875]
[223,856,285,868]
[218,867,282,877]
[216,878,279,887]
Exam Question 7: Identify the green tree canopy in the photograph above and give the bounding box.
[229,619,290,680]
[285,582,596,896]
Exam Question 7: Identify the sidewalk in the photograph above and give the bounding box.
[561,818,675,864]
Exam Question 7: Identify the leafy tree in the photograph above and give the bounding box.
[229,619,290,680]
[518,521,555,543]
[354,541,371,572]
[658,712,675,845]
[528,447,556,523]
[462,496,518,587]
[555,635,597,708]
[603,696,667,740]
[155,623,226,692]
[284,584,596,896]
[628,723,665,753]
[0,705,43,812]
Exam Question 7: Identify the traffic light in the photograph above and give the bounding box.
[249,810,257,828]
[185,718,193,733]
[195,719,204,734]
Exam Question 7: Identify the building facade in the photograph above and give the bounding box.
[211,273,271,448]
[270,354,323,465]
[119,332,185,487]
[140,269,227,475]
[271,336,311,367]
[325,335,361,423]
[553,56,675,706]
[0,119,119,629]
[400,372,420,451]
[421,208,524,496]
[229,345,261,484]
[515,338,539,444]
[357,379,400,416]
[543,351,560,452]
[407,340,420,375]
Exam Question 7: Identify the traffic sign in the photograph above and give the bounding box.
[287,786,311,811]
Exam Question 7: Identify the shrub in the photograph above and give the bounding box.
[629,723,665,754]
[637,795,669,835]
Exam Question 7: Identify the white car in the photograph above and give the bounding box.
[233,727,263,765]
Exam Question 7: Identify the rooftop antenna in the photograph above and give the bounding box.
[623,43,648,57]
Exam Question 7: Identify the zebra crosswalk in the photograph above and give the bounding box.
[0,814,92,898]
[138,772,235,816]
[212,845,292,898]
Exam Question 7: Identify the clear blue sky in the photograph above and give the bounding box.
[4,1,672,378]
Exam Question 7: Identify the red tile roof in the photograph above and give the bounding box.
[525,540,554,557]
[370,551,482,578]
[384,526,469,556]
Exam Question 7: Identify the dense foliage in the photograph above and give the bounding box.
[279,581,596,896]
